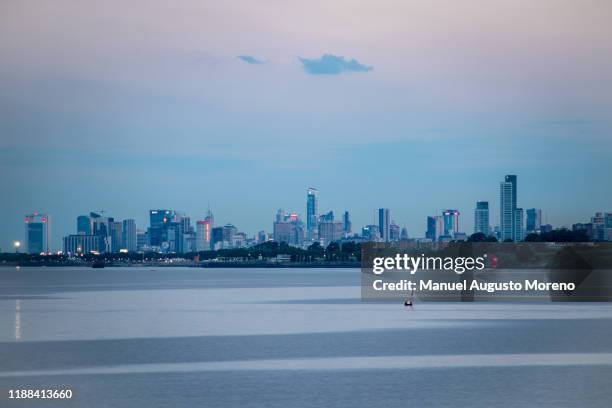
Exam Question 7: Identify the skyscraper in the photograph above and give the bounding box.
[378,208,390,242]
[426,216,437,241]
[389,222,400,241]
[77,215,92,235]
[474,201,489,235]
[306,188,319,240]
[526,208,542,234]
[342,211,352,236]
[122,219,137,252]
[196,219,212,251]
[148,209,173,248]
[500,175,517,241]
[442,210,460,236]
[318,220,343,245]
[109,221,123,253]
[25,213,51,254]
[514,208,524,242]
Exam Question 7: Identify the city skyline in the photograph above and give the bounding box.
[10,177,612,253]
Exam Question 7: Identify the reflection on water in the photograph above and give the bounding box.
[14,299,21,341]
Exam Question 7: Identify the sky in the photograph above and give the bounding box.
[1,0,611,251]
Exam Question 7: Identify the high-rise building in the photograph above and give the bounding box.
[514,208,524,242]
[306,188,319,240]
[122,219,137,252]
[196,220,212,251]
[426,216,436,241]
[320,211,334,222]
[318,221,343,245]
[389,222,400,242]
[442,210,460,236]
[136,229,148,251]
[148,209,173,247]
[77,215,92,235]
[362,225,380,242]
[500,175,517,241]
[25,213,51,254]
[273,210,305,246]
[63,234,101,255]
[425,215,443,241]
[342,211,352,236]
[474,202,489,235]
[526,209,542,234]
[109,221,122,253]
[400,227,409,240]
[378,208,390,242]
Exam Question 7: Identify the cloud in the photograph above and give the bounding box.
[299,54,373,75]
[238,55,266,64]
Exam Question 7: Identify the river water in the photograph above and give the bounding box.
[1,266,612,407]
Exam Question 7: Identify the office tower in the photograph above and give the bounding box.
[90,212,111,237]
[426,216,437,241]
[77,215,92,235]
[362,225,380,242]
[257,230,267,244]
[474,202,490,235]
[605,213,612,228]
[514,208,524,242]
[378,208,390,242]
[136,229,147,251]
[221,224,238,248]
[400,227,409,240]
[148,209,173,247]
[591,212,606,241]
[273,211,305,246]
[500,175,517,241]
[25,213,51,254]
[63,234,100,255]
[196,220,212,251]
[122,219,137,252]
[306,188,319,240]
[389,222,400,242]
[525,209,542,234]
[318,221,343,246]
[442,210,460,236]
[320,211,334,222]
[211,227,224,249]
[109,221,123,253]
[342,211,352,236]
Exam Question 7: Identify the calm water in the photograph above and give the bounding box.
[1,266,612,407]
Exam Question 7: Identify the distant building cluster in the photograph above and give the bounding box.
[17,174,612,254]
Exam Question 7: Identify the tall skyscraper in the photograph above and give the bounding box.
[148,209,173,248]
[306,188,319,240]
[474,201,490,235]
[378,208,390,242]
[500,175,517,241]
[273,210,305,246]
[196,219,212,251]
[25,213,51,254]
[526,208,542,234]
[442,210,460,236]
[514,208,524,242]
[77,215,92,235]
[426,216,437,241]
[122,219,137,252]
[342,211,352,236]
[109,221,123,253]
